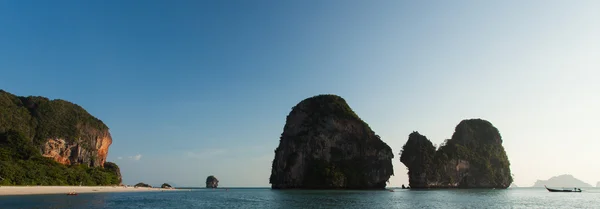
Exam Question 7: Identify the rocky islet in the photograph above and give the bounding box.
[1,90,514,190]
[269,95,394,189]
[400,119,513,188]
[206,175,219,188]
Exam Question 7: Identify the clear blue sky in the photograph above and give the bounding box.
[1,0,598,187]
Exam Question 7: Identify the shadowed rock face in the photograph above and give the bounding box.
[0,90,113,168]
[269,95,394,190]
[400,119,512,189]
[400,132,436,188]
[206,176,219,188]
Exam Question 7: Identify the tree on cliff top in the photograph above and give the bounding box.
[0,90,108,145]
[292,94,361,121]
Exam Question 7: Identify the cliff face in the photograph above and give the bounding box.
[400,119,512,188]
[0,90,112,167]
[41,129,112,167]
[206,175,219,188]
[269,95,394,189]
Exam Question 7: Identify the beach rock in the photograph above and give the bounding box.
[161,183,173,189]
[135,182,152,188]
[206,175,219,188]
[0,90,113,168]
[400,119,513,188]
[269,94,394,189]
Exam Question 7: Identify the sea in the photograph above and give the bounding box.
[1,187,599,209]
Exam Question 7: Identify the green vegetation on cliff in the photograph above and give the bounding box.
[293,94,361,121]
[0,90,107,145]
[0,90,120,186]
[0,131,120,185]
[400,119,513,188]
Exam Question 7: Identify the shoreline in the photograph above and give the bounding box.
[0,186,182,196]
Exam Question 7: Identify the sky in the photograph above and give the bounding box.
[0,0,599,187]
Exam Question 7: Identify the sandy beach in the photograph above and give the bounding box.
[0,186,179,196]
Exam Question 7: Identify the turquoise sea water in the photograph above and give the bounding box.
[1,188,599,209]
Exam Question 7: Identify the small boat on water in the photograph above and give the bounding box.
[66,192,78,196]
[545,185,582,192]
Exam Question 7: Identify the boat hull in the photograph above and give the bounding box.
[545,186,581,192]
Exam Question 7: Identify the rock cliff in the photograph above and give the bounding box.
[0,90,112,167]
[400,119,512,188]
[269,95,394,189]
[0,90,121,186]
[206,175,219,188]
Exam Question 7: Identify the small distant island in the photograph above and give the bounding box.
[532,174,592,188]
[0,90,121,186]
[206,175,219,188]
[161,183,173,189]
[400,119,513,189]
[269,95,394,190]
[135,182,152,188]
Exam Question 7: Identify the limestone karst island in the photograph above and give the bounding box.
[206,175,219,188]
[269,95,394,189]
[1,1,595,207]
[269,94,513,190]
[0,89,514,192]
[400,119,513,188]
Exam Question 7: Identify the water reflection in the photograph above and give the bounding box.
[1,188,598,209]
[0,193,109,209]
